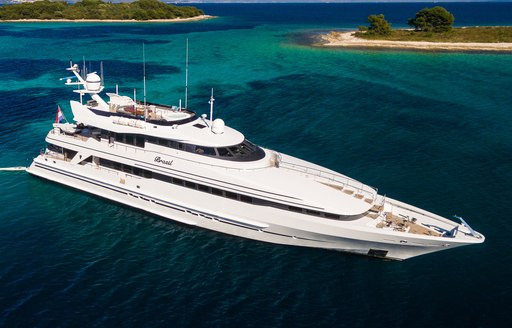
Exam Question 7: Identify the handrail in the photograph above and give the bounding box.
[50,129,375,201]
[278,159,377,201]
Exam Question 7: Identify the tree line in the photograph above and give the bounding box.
[360,6,455,36]
[0,0,204,21]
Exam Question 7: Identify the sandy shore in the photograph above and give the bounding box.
[0,15,216,23]
[319,31,512,52]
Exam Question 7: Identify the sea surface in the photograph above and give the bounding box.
[1,2,511,327]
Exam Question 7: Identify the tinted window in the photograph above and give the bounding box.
[135,136,145,148]
[306,209,321,216]
[325,213,340,220]
[198,184,209,192]
[240,195,253,203]
[289,206,302,213]
[211,188,223,196]
[125,134,134,145]
[48,144,63,153]
[217,148,233,157]
[185,181,196,189]
[225,191,237,200]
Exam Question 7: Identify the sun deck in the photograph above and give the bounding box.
[86,93,197,126]
[361,198,481,240]
[374,211,442,236]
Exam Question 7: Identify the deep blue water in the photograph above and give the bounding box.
[0,2,511,327]
[197,2,512,27]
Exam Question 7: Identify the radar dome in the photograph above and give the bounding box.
[212,119,225,135]
[86,73,102,92]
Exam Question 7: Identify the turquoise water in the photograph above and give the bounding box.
[1,3,511,327]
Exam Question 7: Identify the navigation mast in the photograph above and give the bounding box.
[100,61,104,87]
[209,88,214,130]
[185,38,189,110]
[143,43,147,121]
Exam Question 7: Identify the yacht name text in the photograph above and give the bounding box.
[154,156,173,166]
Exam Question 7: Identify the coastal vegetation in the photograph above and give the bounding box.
[0,0,204,21]
[356,6,512,43]
[359,14,392,36]
[357,26,512,43]
[408,6,454,33]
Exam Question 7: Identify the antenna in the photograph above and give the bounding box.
[143,43,147,121]
[82,56,86,80]
[100,61,104,87]
[208,88,214,130]
[185,38,189,109]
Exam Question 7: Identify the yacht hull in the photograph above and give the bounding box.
[27,156,473,261]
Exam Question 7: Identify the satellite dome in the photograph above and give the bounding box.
[211,119,225,135]
[86,73,102,92]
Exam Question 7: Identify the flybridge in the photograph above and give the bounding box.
[63,40,224,134]
[62,59,254,155]
[64,60,198,126]
[63,59,228,134]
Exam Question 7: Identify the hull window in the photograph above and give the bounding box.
[95,156,353,222]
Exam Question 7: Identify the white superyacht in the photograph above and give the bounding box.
[27,62,485,260]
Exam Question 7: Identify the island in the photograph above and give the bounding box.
[318,6,512,52]
[0,0,211,22]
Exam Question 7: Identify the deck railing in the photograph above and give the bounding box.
[50,129,375,201]
[277,158,377,202]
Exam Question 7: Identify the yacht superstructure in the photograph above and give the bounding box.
[27,62,485,260]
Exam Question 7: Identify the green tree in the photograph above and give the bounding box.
[408,6,455,33]
[366,14,392,36]
[0,0,204,21]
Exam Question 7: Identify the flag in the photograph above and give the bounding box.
[55,106,65,123]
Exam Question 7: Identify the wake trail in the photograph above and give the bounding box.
[0,167,27,171]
